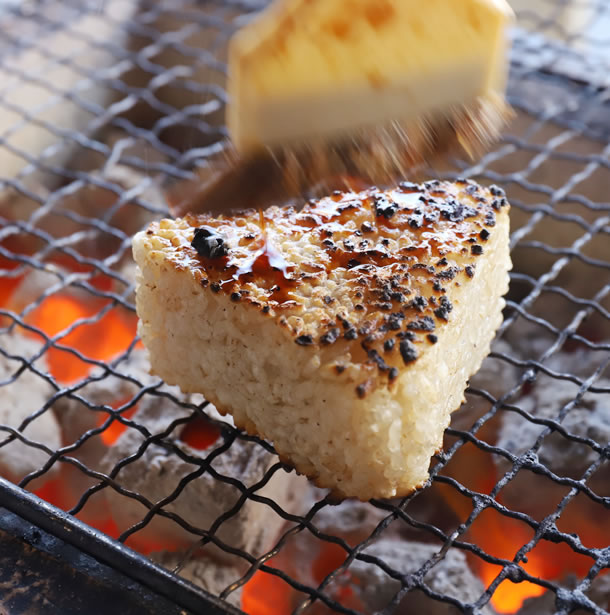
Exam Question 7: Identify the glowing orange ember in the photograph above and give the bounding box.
[312,542,348,585]
[24,294,138,383]
[439,438,610,613]
[179,415,221,451]
[242,559,295,615]
[310,542,364,615]
[97,396,139,446]
[34,477,73,511]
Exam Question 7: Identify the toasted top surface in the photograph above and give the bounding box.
[140,181,509,392]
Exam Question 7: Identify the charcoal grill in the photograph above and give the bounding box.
[0,1,609,614]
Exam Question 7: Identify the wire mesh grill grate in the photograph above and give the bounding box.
[0,1,609,614]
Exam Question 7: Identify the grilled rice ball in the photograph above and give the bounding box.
[133,180,511,500]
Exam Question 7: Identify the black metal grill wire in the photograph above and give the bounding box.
[0,0,609,613]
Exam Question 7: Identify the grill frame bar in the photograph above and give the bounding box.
[0,476,243,615]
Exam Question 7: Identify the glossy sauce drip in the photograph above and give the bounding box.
[231,210,296,302]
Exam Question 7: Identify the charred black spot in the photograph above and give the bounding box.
[434,307,449,321]
[210,282,221,293]
[480,229,491,241]
[465,265,475,278]
[397,331,416,341]
[485,211,497,227]
[389,367,399,382]
[374,195,399,219]
[344,328,358,341]
[347,259,361,269]
[323,295,334,305]
[408,316,436,332]
[427,334,438,344]
[368,349,391,372]
[438,200,478,223]
[437,267,459,281]
[387,312,405,331]
[321,328,341,345]
[410,296,428,312]
[471,244,484,255]
[408,215,423,229]
[230,292,241,302]
[384,339,395,352]
[440,296,453,312]
[191,227,228,259]
[490,185,505,197]
[361,222,375,233]
[337,315,351,329]
[399,339,418,364]
[296,335,314,346]
[434,296,453,321]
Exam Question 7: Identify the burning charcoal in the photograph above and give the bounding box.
[150,551,242,608]
[334,540,494,615]
[497,378,610,486]
[275,499,490,615]
[51,349,196,497]
[519,574,610,615]
[495,378,610,519]
[99,400,306,567]
[310,499,391,545]
[505,315,609,381]
[9,268,91,313]
[0,333,61,486]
